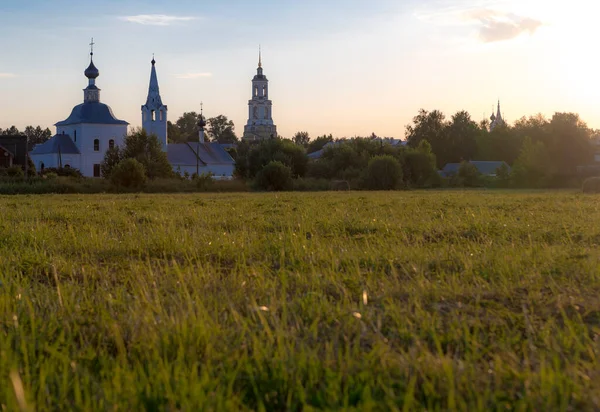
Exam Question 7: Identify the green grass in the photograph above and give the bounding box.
[1,191,599,411]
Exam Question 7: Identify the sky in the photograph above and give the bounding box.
[0,0,599,139]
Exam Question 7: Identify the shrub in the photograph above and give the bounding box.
[362,155,403,190]
[458,161,481,187]
[254,161,292,191]
[0,166,25,178]
[583,177,600,193]
[101,146,122,178]
[292,178,331,192]
[40,167,83,178]
[193,173,214,191]
[110,158,147,189]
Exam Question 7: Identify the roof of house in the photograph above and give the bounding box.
[442,161,510,176]
[30,134,80,155]
[168,142,235,166]
[0,144,15,157]
[55,102,129,126]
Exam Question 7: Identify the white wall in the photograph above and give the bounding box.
[56,123,127,177]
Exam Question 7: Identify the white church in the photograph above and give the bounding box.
[30,43,237,178]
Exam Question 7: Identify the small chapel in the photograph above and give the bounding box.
[30,43,129,176]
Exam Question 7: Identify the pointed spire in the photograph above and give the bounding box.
[144,56,163,108]
[258,45,262,68]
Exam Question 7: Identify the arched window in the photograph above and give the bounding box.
[94,139,100,151]
[263,86,267,97]
[151,110,156,121]
[73,130,77,142]
[254,87,258,97]
[40,162,45,171]
[109,139,115,149]
[159,111,163,121]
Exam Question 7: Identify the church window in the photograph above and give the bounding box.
[94,139,100,151]
[93,164,101,177]
[151,110,156,121]
[74,130,77,142]
[40,162,45,171]
[109,139,115,149]
[254,87,258,97]
[159,111,163,121]
[263,86,267,97]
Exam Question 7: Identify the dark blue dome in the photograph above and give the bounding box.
[55,102,129,126]
[85,56,99,79]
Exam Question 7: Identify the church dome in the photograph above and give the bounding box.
[84,57,99,79]
[55,102,129,127]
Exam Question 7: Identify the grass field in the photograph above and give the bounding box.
[1,191,599,411]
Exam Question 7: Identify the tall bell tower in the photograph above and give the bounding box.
[141,56,168,150]
[243,48,277,141]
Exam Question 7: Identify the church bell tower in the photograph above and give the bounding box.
[142,56,168,150]
[243,48,277,141]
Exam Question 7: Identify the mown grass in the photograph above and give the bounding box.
[1,190,599,411]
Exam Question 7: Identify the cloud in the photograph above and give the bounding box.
[415,3,544,44]
[175,73,213,79]
[0,73,16,78]
[467,9,543,42]
[120,14,196,26]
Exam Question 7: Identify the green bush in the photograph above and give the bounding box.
[254,161,293,191]
[458,161,481,187]
[362,155,403,190]
[40,167,83,178]
[110,158,147,189]
[193,173,214,191]
[0,166,25,178]
[292,178,331,191]
[583,177,600,193]
[101,146,122,178]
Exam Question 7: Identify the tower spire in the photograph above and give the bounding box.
[89,37,95,58]
[258,45,262,68]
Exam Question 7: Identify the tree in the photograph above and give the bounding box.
[457,161,480,187]
[254,161,292,191]
[167,121,182,143]
[293,131,310,147]
[402,140,438,187]
[405,109,448,168]
[546,112,592,176]
[121,129,173,179]
[307,134,334,154]
[0,126,20,136]
[362,155,403,190]
[24,126,52,150]
[207,115,238,143]
[100,146,123,178]
[242,138,308,179]
[174,112,202,142]
[444,111,479,167]
[110,158,147,189]
[511,137,552,187]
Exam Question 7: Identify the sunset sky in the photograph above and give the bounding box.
[0,0,597,139]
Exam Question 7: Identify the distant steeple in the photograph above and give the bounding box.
[489,99,506,131]
[141,56,168,150]
[83,38,101,103]
[258,45,262,68]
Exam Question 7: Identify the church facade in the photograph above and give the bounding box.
[30,46,129,177]
[141,58,235,179]
[243,51,278,141]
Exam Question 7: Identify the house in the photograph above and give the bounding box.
[441,161,511,177]
[0,135,29,170]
